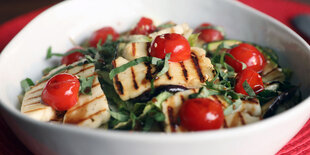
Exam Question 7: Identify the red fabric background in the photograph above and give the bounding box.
[0,0,309,154]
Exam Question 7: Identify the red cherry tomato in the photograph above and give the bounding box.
[234,69,264,95]
[89,27,119,47]
[149,33,191,62]
[61,47,85,65]
[130,17,156,35]
[42,73,80,111]
[194,23,224,43]
[179,98,224,131]
[225,43,266,73]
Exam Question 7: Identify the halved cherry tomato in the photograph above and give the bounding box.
[42,73,80,111]
[61,47,85,65]
[130,17,156,35]
[194,23,224,43]
[89,27,119,47]
[179,98,224,131]
[149,33,191,62]
[234,68,264,95]
[225,43,266,73]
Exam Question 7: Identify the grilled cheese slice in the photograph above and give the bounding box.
[21,61,110,128]
[161,89,262,132]
[113,47,214,101]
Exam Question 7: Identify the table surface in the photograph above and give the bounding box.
[0,0,309,155]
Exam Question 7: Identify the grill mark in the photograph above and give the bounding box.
[24,107,46,113]
[68,109,107,124]
[261,67,278,77]
[166,71,172,80]
[92,82,100,88]
[86,72,97,78]
[191,52,205,82]
[223,119,228,128]
[24,101,41,107]
[145,62,153,81]
[146,42,151,57]
[212,95,225,107]
[132,43,136,56]
[247,98,259,104]
[67,94,105,113]
[179,61,188,81]
[25,95,41,101]
[29,88,44,94]
[238,112,246,125]
[114,75,124,95]
[180,95,185,103]
[131,67,139,89]
[71,65,94,75]
[167,106,176,132]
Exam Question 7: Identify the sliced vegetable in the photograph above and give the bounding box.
[235,69,264,95]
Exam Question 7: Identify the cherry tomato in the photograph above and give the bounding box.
[179,98,224,131]
[130,17,156,35]
[234,68,264,95]
[89,27,119,47]
[42,73,80,111]
[61,47,85,65]
[149,33,191,62]
[194,23,224,43]
[225,43,266,73]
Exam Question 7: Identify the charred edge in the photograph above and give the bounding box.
[166,71,172,80]
[29,88,44,95]
[179,61,188,81]
[67,94,105,113]
[24,107,46,113]
[68,109,107,124]
[261,67,278,77]
[131,67,139,89]
[114,75,124,95]
[170,27,175,33]
[132,43,136,56]
[191,52,205,82]
[145,62,153,81]
[112,60,116,68]
[87,72,97,78]
[238,112,246,125]
[167,106,176,132]
[92,82,100,88]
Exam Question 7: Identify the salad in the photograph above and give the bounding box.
[19,17,301,132]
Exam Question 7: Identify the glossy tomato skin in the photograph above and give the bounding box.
[130,17,156,35]
[149,33,191,62]
[225,43,266,73]
[42,73,80,111]
[61,47,85,65]
[234,68,264,95]
[195,23,224,43]
[89,27,119,47]
[179,98,224,131]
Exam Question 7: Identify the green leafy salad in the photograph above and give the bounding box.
[19,17,301,132]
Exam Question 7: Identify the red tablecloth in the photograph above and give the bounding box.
[0,0,309,155]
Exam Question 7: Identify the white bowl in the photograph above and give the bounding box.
[0,0,309,155]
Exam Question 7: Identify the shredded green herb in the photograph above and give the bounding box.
[188,33,200,47]
[79,76,95,95]
[242,80,256,97]
[20,78,34,92]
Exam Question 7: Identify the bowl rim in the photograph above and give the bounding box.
[0,0,309,142]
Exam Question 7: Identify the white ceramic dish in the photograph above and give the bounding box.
[0,0,309,155]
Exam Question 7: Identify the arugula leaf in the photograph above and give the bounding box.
[20,78,34,92]
[79,76,95,95]
[110,111,129,121]
[242,80,256,97]
[188,33,200,47]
